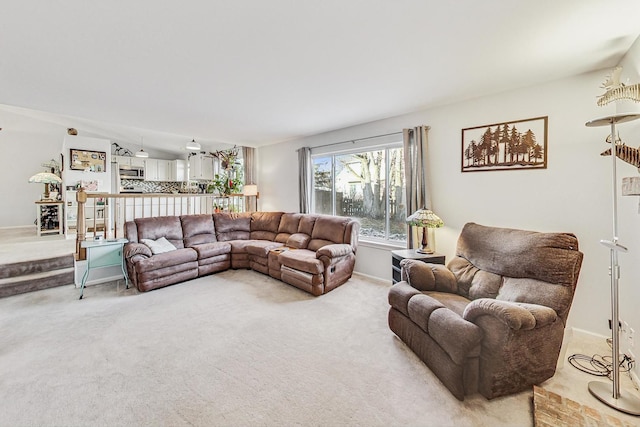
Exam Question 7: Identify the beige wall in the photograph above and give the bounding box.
[258,70,622,341]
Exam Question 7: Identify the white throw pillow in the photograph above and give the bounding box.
[140,237,177,254]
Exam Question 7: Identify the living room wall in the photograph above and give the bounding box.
[0,109,67,228]
[258,69,637,343]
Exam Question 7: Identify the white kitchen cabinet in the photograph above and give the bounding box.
[144,159,173,181]
[171,160,187,182]
[157,160,170,181]
[145,159,158,181]
[189,154,214,181]
[113,155,145,168]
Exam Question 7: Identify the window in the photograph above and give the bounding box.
[312,144,406,244]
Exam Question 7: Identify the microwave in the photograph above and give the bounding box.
[119,165,145,180]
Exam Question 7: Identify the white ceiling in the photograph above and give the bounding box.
[2,0,640,155]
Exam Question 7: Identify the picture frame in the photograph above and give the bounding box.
[69,149,107,172]
[461,116,548,172]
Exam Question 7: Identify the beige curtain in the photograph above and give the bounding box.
[403,126,432,249]
[242,146,256,185]
[242,146,256,211]
[298,147,311,213]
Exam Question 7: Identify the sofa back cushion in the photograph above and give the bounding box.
[250,211,283,241]
[308,215,352,251]
[275,213,303,243]
[448,222,583,322]
[134,216,185,249]
[181,214,216,247]
[213,212,251,241]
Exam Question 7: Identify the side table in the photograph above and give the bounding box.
[79,238,129,299]
[391,249,445,284]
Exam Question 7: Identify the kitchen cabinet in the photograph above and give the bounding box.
[189,154,214,181]
[113,155,145,168]
[145,159,172,181]
[171,160,187,182]
[145,159,158,181]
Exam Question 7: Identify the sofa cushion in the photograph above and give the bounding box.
[286,233,311,249]
[308,215,350,251]
[297,215,318,236]
[214,212,251,241]
[133,247,198,272]
[192,242,232,259]
[275,213,303,243]
[250,212,283,241]
[135,216,185,249]
[278,249,323,275]
[140,237,177,255]
[246,240,284,257]
[181,214,217,247]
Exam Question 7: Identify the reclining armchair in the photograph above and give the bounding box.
[388,223,583,400]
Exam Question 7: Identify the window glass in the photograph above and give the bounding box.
[312,145,406,244]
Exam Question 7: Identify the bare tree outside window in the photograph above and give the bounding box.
[312,146,406,243]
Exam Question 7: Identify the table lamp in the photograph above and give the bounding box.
[29,172,62,200]
[406,208,444,254]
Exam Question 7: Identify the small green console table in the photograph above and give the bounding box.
[79,238,128,300]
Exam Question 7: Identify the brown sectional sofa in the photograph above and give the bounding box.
[123,212,359,296]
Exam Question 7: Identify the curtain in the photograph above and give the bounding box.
[298,147,311,213]
[242,146,256,185]
[242,146,256,211]
[403,126,432,249]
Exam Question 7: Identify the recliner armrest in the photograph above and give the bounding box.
[316,243,353,259]
[400,259,457,293]
[463,298,557,330]
[124,242,152,259]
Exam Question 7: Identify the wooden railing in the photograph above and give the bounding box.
[75,189,248,260]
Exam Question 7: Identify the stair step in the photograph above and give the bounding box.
[0,267,75,298]
[0,254,74,279]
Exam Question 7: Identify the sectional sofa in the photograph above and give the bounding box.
[123,212,360,296]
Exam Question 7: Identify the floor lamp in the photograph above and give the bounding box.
[586,112,640,415]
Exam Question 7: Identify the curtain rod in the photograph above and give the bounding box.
[297,131,403,152]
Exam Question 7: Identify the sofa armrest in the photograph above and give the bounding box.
[463,298,557,331]
[124,242,152,260]
[316,243,354,259]
[400,259,457,293]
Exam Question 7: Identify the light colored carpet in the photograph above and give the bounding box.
[0,270,534,426]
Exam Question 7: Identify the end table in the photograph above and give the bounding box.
[79,238,128,299]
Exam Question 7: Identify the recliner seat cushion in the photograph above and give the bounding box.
[278,249,323,275]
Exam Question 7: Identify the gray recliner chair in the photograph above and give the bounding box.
[388,222,583,400]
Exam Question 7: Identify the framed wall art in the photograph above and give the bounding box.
[461,116,548,172]
[69,149,107,172]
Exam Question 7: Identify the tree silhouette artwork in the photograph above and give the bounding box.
[461,116,548,172]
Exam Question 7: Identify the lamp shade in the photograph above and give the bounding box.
[29,172,62,200]
[135,149,149,158]
[28,172,62,184]
[243,184,258,197]
[186,139,201,150]
[406,208,444,228]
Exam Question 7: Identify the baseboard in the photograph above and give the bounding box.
[0,225,35,230]
[352,271,389,286]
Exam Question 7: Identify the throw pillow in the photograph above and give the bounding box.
[140,237,177,254]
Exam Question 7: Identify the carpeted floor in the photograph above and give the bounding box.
[0,270,536,426]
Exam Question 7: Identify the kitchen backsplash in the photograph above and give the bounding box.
[121,179,185,193]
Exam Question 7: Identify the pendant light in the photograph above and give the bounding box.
[136,136,149,158]
[186,138,201,151]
